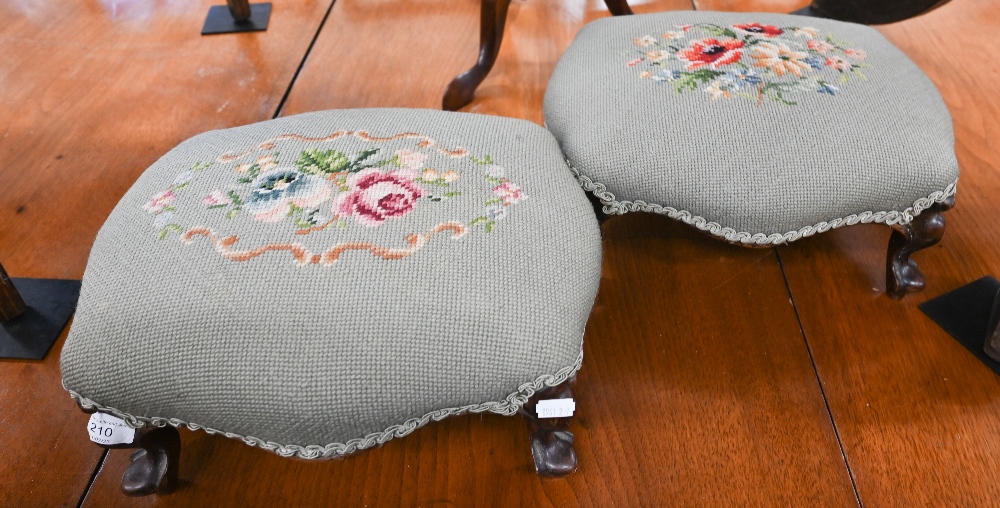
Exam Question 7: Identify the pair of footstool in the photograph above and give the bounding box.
[60,11,958,496]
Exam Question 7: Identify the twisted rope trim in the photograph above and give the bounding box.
[64,351,583,460]
[569,163,958,246]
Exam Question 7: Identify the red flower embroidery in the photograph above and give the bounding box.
[334,169,426,227]
[732,23,784,37]
[677,38,745,70]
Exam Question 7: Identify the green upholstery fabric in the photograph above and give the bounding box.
[61,109,602,459]
[545,11,958,244]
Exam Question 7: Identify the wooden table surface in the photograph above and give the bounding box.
[1,0,997,506]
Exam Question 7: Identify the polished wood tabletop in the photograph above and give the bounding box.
[1,0,998,506]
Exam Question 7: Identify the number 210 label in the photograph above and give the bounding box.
[87,413,136,445]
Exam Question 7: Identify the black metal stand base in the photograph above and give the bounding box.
[0,278,81,360]
[201,3,271,35]
[919,276,1000,375]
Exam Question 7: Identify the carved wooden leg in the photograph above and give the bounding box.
[442,0,512,111]
[520,379,578,477]
[226,0,252,23]
[885,196,954,299]
[0,262,27,322]
[116,426,181,496]
[603,0,634,15]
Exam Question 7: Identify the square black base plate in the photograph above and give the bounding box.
[1,278,81,360]
[919,276,1000,375]
[201,3,271,35]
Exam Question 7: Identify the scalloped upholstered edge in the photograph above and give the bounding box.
[569,163,959,246]
[64,351,583,460]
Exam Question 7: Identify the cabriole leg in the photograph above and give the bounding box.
[121,425,181,496]
[885,196,954,298]
[442,0,512,111]
[520,378,578,477]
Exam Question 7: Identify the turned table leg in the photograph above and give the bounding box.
[885,196,954,299]
[520,379,578,477]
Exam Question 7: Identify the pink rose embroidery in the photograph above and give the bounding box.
[334,169,426,226]
[493,181,525,205]
[144,190,177,213]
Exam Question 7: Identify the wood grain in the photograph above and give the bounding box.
[777,1,1000,505]
[0,1,333,506]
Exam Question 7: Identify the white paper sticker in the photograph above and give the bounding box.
[536,398,575,418]
[87,413,136,445]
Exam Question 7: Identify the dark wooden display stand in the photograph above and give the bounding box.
[0,261,81,360]
[202,0,271,35]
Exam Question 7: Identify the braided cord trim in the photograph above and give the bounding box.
[570,164,958,246]
[64,351,583,460]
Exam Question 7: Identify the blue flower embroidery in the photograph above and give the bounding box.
[817,82,839,95]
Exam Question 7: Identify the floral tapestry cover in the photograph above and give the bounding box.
[142,131,527,266]
[627,22,873,105]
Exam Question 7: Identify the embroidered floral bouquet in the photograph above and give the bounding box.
[627,22,873,105]
[141,132,528,266]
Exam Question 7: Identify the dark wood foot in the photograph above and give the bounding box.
[603,0,634,15]
[520,379,578,477]
[885,196,954,299]
[116,425,181,496]
[442,0,512,111]
[121,426,181,496]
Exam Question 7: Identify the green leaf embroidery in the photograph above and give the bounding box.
[296,149,350,174]
[469,155,494,165]
[345,148,381,172]
[157,224,183,240]
[226,191,244,206]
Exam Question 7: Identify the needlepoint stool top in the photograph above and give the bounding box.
[544,11,958,244]
[60,108,602,459]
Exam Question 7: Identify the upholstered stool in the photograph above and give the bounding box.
[60,109,602,495]
[544,11,958,297]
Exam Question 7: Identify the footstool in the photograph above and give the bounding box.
[60,109,602,495]
[544,11,958,298]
